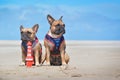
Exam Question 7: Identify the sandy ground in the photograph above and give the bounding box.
[0,40,120,80]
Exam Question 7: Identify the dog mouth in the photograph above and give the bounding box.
[54,27,65,35]
[21,34,33,41]
[54,30,65,35]
[21,36,31,41]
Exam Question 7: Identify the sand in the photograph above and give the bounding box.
[0,40,120,80]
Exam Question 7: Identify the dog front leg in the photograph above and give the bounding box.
[46,48,50,65]
[35,50,40,66]
[65,53,70,64]
[20,47,26,66]
[60,50,66,65]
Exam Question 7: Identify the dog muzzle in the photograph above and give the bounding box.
[54,26,65,35]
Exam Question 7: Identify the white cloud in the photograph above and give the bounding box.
[19,10,28,20]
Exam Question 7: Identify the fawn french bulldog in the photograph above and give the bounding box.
[43,14,70,66]
[20,24,42,66]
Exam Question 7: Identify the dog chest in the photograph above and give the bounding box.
[21,37,39,52]
[45,34,64,53]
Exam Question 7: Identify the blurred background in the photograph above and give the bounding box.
[0,0,120,40]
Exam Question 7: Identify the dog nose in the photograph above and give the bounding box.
[56,25,60,29]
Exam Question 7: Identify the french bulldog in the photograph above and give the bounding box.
[43,14,70,66]
[20,24,42,66]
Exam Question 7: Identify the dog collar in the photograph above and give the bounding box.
[48,30,63,38]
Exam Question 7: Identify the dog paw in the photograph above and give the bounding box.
[35,64,41,67]
[62,62,66,65]
[60,64,68,70]
[35,62,41,67]
[46,62,50,66]
[19,62,25,66]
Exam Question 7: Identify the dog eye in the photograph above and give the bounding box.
[21,31,23,34]
[27,31,32,34]
[63,24,65,27]
[56,24,60,26]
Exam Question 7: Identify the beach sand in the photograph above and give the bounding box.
[0,40,120,80]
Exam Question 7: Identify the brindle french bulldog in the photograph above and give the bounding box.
[20,24,42,66]
[43,14,70,66]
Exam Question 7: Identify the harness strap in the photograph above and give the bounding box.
[22,37,39,52]
[45,34,64,54]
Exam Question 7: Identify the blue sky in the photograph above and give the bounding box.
[0,0,120,40]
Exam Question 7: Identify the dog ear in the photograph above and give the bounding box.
[47,14,55,25]
[59,16,63,21]
[32,24,39,33]
[20,25,24,32]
